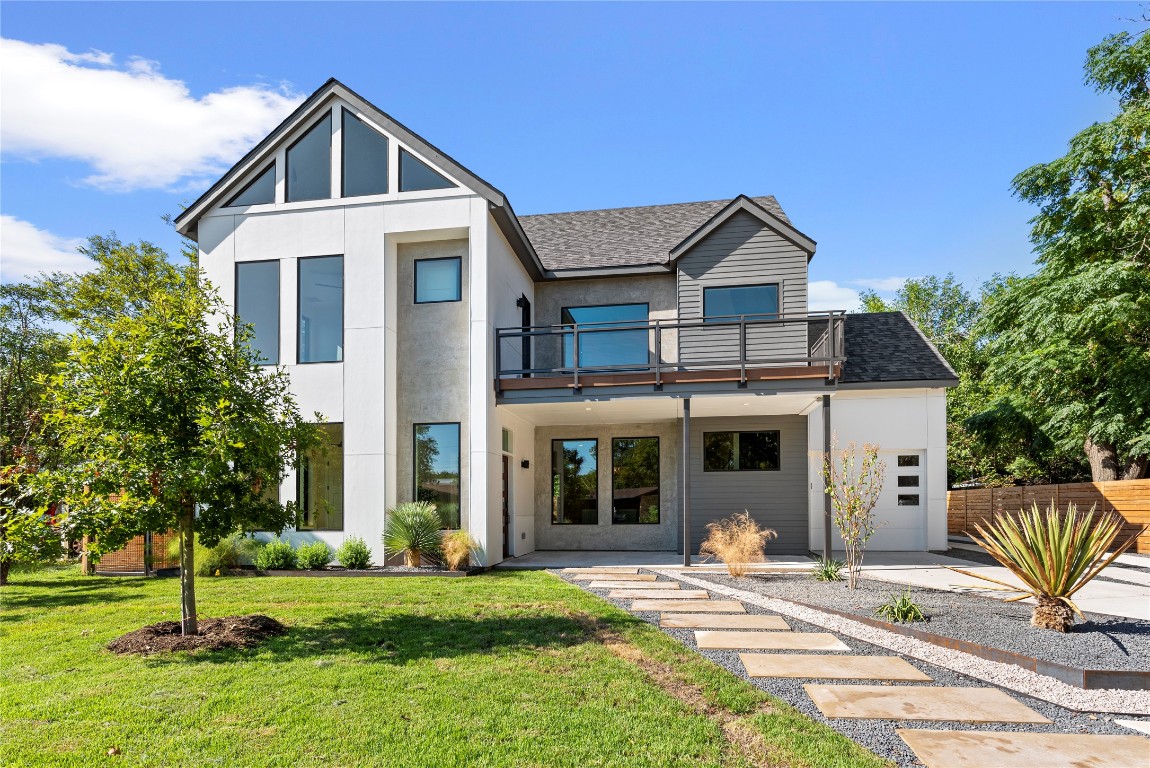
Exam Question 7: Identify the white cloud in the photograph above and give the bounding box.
[852,276,912,292]
[1,215,90,283]
[0,38,304,191]
[808,280,860,312]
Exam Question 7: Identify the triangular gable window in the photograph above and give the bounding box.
[225,164,275,207]
[287,113,332,203]
[399,147,455,192]
[342,110,389,198]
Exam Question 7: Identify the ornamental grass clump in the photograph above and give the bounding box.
[441,530,481,571]
[383,502,442,567]
[951,502,1146,633]
[699,511,777,577]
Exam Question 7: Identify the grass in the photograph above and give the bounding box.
[0,566,889,768]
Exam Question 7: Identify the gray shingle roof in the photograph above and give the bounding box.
[840,312,959,385]
[518,196,789,271]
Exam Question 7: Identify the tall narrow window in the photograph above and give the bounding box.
[399,148,455,192]
[415,423,461,529]
[612,437,659,524]
[226,165,275,207]
[286,113,332,202]
[414,257,462,303]
[235,260,279,364]
[298,423,343,531]
[703,284,779,321]
[298,256,343,363]
[552,439,598,525]
[342,110,389,197]
[561,303,649,370]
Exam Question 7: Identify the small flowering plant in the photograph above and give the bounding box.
[821,438,886,590]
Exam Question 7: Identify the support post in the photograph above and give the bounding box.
[682,397,692,567]
[822,394,833,559]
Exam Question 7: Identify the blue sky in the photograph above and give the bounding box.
[0,2,1141,307]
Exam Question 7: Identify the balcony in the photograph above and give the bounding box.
[495,311,845,395]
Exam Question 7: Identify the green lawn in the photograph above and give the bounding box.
[1,566,887,767]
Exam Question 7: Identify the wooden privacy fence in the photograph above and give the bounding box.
[92,531,180,573]
[947,479,1150,554]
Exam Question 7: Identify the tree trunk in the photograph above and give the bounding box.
[1084,436,1120,481]
[0,560,9,586]
[1122,455,1149,480]
[178,500,197,636]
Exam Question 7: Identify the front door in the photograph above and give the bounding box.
[502,455,511,558]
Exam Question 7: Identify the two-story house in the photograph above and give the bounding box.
[175,79,957,566]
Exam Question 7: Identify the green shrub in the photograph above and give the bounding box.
[166,532,260,576]
[812,557,845,582]
[296,541,332,570]
[383,501,442,567]
[336,536,372,569]
[255,540,297,570]
[873,589,926,623]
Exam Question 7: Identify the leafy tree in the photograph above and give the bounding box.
[33,237,322,633]
[980,30,1150,480]
[0,282,68,584]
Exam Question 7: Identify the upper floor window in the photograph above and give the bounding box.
[235,260,279,364]
[703,284,779,321]
[226,165,275,208]
[561,303,648,370]
[399,147,455,192]
[286,113,332,203]
[298,256,343,363]
[414,257,462,303]
[342,110,389,198]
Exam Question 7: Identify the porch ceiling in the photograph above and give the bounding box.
[499,392,822,426]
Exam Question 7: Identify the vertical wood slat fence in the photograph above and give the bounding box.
[93,531,181,573]
[947,479,1150,554]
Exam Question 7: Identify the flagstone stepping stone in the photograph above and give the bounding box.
[588,580,680,590]
[696,631,850,651]
[610,589,709,599]
[741,654,931,681]
[897,729,1150,768]
[570,573,656,582]
[804,685,1051,723]
[630,599,745,613]
[661,613,790,630]
[561,567,639,574]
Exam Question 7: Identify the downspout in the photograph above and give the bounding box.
[822,394,833,559]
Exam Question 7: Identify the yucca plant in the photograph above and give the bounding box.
[383,502,443,567]
[950,502,1145,632]
[812,557,845,582]
[873,589,926,623]
[699,511,777,577]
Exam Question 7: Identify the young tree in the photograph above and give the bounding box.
[34,237,322,634]
[980,30,1150,480]
[0,283,68,584]
[822,439,886,590]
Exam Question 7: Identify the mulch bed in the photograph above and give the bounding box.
[107,615,286,655]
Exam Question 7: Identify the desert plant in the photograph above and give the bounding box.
[951,502,1146,632]
[296,541,333,570]
[383,501,442,567]
[698,511,777,577]
[441,529,481,570]
[167,532,260,576]
[255,540,297,571]
[822,439,886,590]
[873,589,926,623]
[812,557,845,582]
[336,536,372,569]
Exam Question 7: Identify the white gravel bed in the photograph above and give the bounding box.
[655,569,1150,715]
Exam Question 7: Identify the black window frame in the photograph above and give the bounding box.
[234,259,280,365]
[702,283,780,321]
[224,164,276,208]
[413,421,462,529]
[610,436,660,525]
[559,301,650,370]
[296,254,345,365]
[413,256,463,304]
[551,438,599,526]
[398,147,456,193]
[340,107,389,198]
[897,455,921,467]
[285,112,333,203]
[297,422,344,532]
[897,494,921,506]
[702,430,782,472]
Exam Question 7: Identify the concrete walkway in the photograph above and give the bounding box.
[496,550,814,570]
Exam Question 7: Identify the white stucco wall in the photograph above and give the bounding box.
[807,388,948,552]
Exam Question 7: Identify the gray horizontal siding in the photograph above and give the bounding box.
[689,415,809,554]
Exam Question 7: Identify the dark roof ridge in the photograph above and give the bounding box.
[520,194,785,221]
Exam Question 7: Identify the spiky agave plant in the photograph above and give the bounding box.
[383,502,443,567]
[950,502,1144,632]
